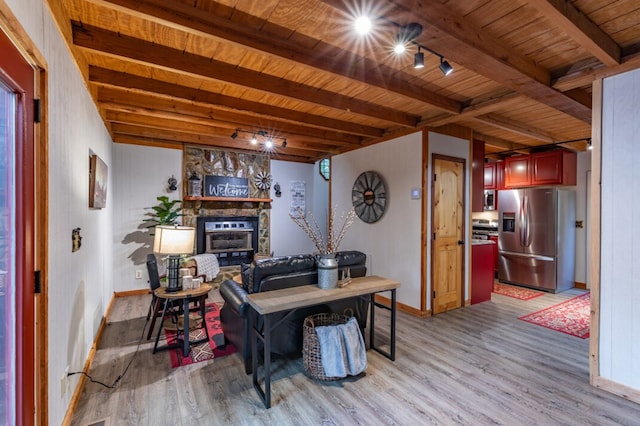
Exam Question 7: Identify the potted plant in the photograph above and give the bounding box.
[144,196,183,230]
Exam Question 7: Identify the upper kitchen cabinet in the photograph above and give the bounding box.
[504,150,576,188]
[484,162,505,190]
[472,140,485,212]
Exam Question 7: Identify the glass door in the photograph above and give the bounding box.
[0,27,36,424]
[0,77,16,425]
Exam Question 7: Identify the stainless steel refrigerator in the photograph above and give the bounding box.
[498,188,575,293]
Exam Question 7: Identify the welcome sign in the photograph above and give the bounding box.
[204,175,249,198]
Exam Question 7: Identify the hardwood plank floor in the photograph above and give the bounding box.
[70,287,640,425]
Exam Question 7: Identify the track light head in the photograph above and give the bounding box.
[251,133,258,145]
[439,58,453,76]
[265,138,273,149]
[282,139,287,148]
[414,49,424,69]
[231,130,238,139]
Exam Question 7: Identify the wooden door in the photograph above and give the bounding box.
[432,155,465,314]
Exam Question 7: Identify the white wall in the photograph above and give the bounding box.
[4,0,116,423]
[113,144,183,292]
[332,132,424,309]
[600,68,640,390]
[270,159,324,256]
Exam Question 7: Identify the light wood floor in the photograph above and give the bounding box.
[70,287,640,425]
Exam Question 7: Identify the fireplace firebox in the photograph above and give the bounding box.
[196,216,259,266]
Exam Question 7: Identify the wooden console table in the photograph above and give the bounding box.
[247,275,400,408]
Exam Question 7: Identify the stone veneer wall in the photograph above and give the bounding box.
[182,145,271,255]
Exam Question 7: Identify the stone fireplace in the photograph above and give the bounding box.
[181,146,271,263]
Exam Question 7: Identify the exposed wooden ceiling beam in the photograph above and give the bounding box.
[529,0,621,66]
[321,0,593,123]
[72,22,421,127]
[114,134,317,163]
[97,89,364,147]
[99,0,463,114]
[473,114,558,143]
[111,122,318,159]
[423,91,523,127]
[104,110,343,154]
[90,67,381,138]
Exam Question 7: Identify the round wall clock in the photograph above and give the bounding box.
[352,171,387,223]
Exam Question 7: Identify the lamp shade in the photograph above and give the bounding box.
[153,225,195,255]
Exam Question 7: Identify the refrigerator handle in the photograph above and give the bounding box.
[519,195,526,247]
[524,195,531,247]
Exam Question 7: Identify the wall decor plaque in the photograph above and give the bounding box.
[204,175,249,198]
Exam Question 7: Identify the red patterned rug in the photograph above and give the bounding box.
[164,303,237,367]
[493,282,544,301]
[518,292,590,339]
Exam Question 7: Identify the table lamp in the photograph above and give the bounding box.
[153,225,195,292]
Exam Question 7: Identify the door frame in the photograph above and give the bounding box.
[430,153,466,314]
[0,7,48,424]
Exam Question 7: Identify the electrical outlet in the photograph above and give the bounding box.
[135,270,142,279]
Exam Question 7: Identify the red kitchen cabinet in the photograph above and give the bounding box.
[484,163,496,189]
[505,150,576,188]
[471,242,495,304]
[473,140,485,212]
[531,150,577,186]
[504,155,530,188]
[495,161,505,190]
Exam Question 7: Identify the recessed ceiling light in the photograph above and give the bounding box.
[354,16,372,35]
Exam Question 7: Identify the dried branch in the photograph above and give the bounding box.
[290,206,356,254]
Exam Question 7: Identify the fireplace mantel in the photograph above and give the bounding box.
[184,196,272,203]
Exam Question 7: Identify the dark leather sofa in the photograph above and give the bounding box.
[219,250,367,373]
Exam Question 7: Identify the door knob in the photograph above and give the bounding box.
[457,240,464,245]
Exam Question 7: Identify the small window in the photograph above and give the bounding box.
[319,158,330,181]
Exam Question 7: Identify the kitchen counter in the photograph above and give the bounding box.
[472,239,496,245]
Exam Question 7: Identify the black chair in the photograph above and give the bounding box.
[145,253,208,340]
[146,253,166,339]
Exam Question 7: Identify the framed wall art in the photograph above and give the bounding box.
[89,154,108,208]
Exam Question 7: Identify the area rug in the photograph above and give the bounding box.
[518,292,590,339]
[492,282,544,301]
[164,303,237,367]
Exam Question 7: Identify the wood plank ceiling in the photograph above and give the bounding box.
[49,0,640,163]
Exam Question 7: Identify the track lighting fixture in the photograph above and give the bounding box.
[230,129,287,150]
[414,47,424,69]
[394,22,422,54]
[439,57,454,76]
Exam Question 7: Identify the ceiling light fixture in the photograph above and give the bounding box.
[439,57,454,76]
[414,47,424,69]
[230,129,287,150]
[393,22,422,55]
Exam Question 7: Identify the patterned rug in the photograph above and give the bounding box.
[164,303,237,367]
[493,282,544,301]
[518,292,591,339]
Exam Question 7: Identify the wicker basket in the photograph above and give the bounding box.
[302,310,353,381]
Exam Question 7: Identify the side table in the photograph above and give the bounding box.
[153,283,212,357]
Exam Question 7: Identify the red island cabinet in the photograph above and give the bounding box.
[471,241,495,304]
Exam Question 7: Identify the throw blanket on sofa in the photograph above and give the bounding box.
[189,254,220,282]
[315,317,367,378]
